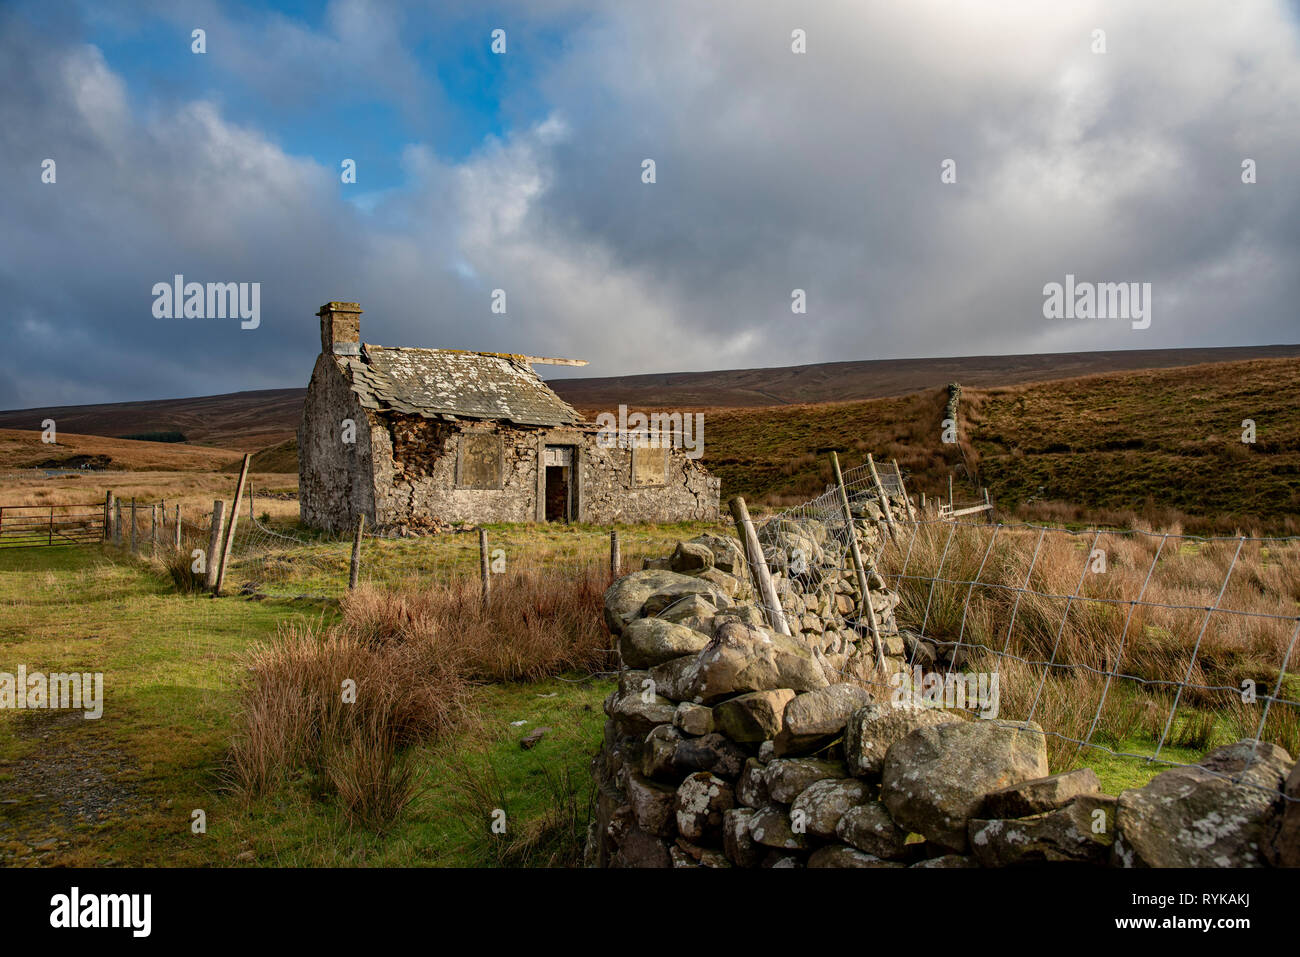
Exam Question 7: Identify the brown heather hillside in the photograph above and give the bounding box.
[964,356,1300,527]
[0,429,240,472]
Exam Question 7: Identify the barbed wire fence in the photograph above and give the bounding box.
[731,456,1300,800]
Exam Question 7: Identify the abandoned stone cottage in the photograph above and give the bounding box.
[299,302,721,532]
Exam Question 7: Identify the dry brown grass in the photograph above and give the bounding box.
[885,520,1300,767]
[227,563,611,827]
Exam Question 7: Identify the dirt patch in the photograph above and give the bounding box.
[0,711,141,865]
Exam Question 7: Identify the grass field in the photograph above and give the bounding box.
[0,545,618,867]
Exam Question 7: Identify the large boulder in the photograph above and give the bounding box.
[882,719,1049,852]
[969,794,1117,866]
[713,689,796,743]
[843,702,960,778]
[604,570,694,635]
[776,683,874,755]
[682,621,829,704]
[620,617,712,669]
[790,777,872,839]
[1114,740,1292,868]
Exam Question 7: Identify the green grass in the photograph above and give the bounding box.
[0,545,611,867]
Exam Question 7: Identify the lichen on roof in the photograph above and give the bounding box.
[339,345,583,427]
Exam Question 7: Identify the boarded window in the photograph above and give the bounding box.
[456,433,504,489]
[630,439,668,488]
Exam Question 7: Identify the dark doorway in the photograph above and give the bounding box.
[545,466,570,522]
[543,445,574,522]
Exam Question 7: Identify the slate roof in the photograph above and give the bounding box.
[339,345,583,427]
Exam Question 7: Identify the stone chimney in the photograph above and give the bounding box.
[318,301,362,356]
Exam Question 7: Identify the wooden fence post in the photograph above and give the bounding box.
[948,473,954,509]
[129,498,137,553]
[892,457,917,522]
[866,454,898,540]
[48,506,54,546]
[248,483,255,521]
[479,528,491,609]
[728,496,791,636]
[214,454,252,596]
[349,513,365,590]
[104,491,113,542]
[831,453,885,669]
[150,505,157,553]
[174,504,182,550]
[205,500,225,591]
[610,529,621,579]
[114,500,122,546]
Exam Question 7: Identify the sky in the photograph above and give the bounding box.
[1,0,1298,409]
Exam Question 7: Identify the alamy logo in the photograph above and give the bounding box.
[50,887,151,937]
[891,666,999,718]
[152,275,260,329]
[0,667,103,719]
[1042,274,1151,330]
[595,404,704,459]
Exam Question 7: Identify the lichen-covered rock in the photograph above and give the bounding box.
[881,719,1049,852]
[835,801,910,859]
[675,772,734,842]
[673,701,714,737]
[604,570,694,635]
[683,621,829,703]
[620,617,712,669]
[641,724,681,781]
[776,683,874,755]
[673,732,748,779]
[737,757,770,808]
[655,594,718,624]
[843,702,959,778]
[713,689,796,743]
[612,826,671,868]
[647,654,699,702]
[1266,760,1300,867]
[969,794,1117,866]
[749,804,809,850]
[608,686,677,738]
[808,846,902,868]
[790,777,872,839]
[670,540,715,573]
[911,854,977,868]
[689,533,747,576]
[765,757,846,803]
[980,768,1102,819]
[697,566,744,600]
[723,807,762,867]
[626,772,678,838]
[642,578,733,618]
[1114,740,1292,868]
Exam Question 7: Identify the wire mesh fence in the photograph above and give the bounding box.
[734,460,1299,799]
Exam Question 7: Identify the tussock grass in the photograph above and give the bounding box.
[227,563,611,828]
[887,521,1300,770]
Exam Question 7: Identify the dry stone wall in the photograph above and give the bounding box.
[586,498,1300,868]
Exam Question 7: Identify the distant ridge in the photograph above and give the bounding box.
[1,345,1297,450]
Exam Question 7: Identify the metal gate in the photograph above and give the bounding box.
[0,502,106,548]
